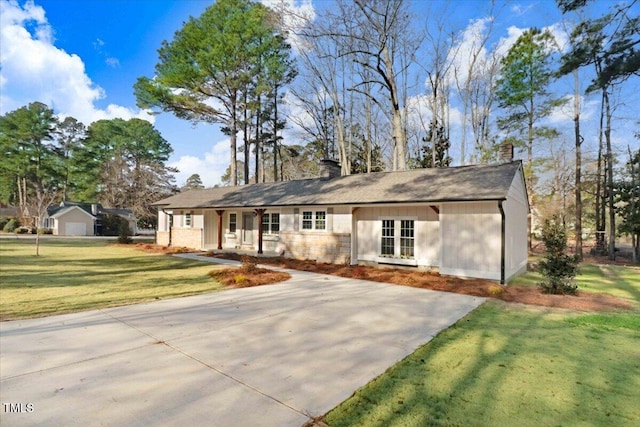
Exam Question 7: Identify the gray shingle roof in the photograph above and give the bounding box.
[154,161,524,209]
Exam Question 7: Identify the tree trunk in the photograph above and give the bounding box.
[230,94,238,187]
[254,94,261,184]
[384,46,406,171]
[603,89,615,260]
[272,87,279,182]
[573,69,583,260]
[365,93,372,173]
[243,91,250,185]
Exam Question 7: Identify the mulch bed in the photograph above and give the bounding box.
[208,267,291,288]
[206,252,635,312]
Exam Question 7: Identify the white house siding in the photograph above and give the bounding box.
[355,205,440,267]
[440,202,501,280]
[504,174,529,281]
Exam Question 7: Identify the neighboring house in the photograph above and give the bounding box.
[153,160,529,283]
[44,202,136,236]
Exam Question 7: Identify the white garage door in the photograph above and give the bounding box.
[65,222,87,236]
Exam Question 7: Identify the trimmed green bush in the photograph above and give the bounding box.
[3,219,19,233]
[117,219,133,244]
[0,217,10,230]
[537,215,579,295]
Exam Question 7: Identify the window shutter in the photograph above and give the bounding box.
[294,208,299,232]
[327,207,334,232]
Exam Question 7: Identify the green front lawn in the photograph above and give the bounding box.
[326,261,640,426]
[0,239,223,320]
[326,301,640,426]
[511,260,640,305]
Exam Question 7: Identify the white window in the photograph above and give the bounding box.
[400,220,415,258]
[229,213,237,233]
[381,219,395,256]
[302,211,313,230]
[380,219,415,259]
[301,210,326,231]
[262,212,280,235]
[184,211,192,227]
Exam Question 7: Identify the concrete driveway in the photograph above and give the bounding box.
[1,262,484,426]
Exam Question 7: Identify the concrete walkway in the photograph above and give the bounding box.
[0,255,484,426]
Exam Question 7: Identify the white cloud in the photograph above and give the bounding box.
[260,0,315,53]
[546,95,599,125]
[169,139,231,188]
[510,3,534,16]
[0,0,149,125]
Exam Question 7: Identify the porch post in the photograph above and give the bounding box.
[255,209,266,254]
[216,210,225,250]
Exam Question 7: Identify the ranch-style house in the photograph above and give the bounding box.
[154,159,529,283]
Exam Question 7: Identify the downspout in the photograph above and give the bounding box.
[498,200,506,285]
[162,209,173,247]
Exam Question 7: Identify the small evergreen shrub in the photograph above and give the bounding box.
[537,215,579,295]
[0,217,10,230]
[3,218,19,233]
[16,227,30,234]
[117,220,133,244]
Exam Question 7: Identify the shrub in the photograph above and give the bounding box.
[240,254,257,273]
[117,220,133,244]
[0,217,10,230]
[488,284,504,296]
[3,218,19,233]
[537,215,579,295]
[15,227,30,234]
[102,214,129,236]
[234,274,248,286]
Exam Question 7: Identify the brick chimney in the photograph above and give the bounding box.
[319,159,341,179]
[499,142,514,162]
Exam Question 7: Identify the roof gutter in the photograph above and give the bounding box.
[498,200,506,285]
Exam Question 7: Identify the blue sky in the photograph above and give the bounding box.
[1,0,638,187]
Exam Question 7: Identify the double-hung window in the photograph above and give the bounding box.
[229,213,237,233]
[400,220,415,258]
[381,219,395,256]
[380,218,415,260]
[262,213,280,235]
[301,210,326,231]
[184,211,192,227]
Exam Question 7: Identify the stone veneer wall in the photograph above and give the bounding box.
[170,228,203,250]
[156,231,170,246]
[279,231,351,264]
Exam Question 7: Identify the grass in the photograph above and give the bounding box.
[327,260,640,426]
[0,238,225,320]
[325,301,640,427]
[511,261,640,306]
